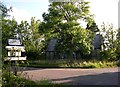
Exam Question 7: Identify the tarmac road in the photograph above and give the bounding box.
[19,67,120,85]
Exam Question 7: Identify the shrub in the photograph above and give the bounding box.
[2,71,27,87]
[100,48,118,61]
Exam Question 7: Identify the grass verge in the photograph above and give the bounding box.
[20,59,119,68]
[2,71,67,87]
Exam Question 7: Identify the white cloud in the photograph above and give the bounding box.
[8,7,31,24]
[88,0,118,29]
[6,0,118,29]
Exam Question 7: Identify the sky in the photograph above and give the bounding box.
[2,0,119,29]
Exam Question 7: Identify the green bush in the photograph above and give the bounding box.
[2,68,66,87]
[2,71,26,87]
[2,61,67,87]
[100,48,118,61]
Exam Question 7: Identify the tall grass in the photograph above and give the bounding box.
[2,68,67,87]
[21,59,119,68]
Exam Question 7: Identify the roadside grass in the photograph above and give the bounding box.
[3,76,67,87]
[2,70,67,87]
[20,59,119,68]
[23,79,67,87]
[2,62,68,87]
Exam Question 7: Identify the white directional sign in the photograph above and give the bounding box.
[5,57,26,61]
[6,46,25,51]
[8,39,22,46]
[5,39,26,61]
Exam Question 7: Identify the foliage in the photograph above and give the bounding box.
[2,59,66,87]
[0,2,8,17]
[39,1,94,59]
[116,29,120,59]
[100,48,118,61]
[5,61,56,87]
[2,18,18,57]
[2,60,22,87]
[100,23,118,61]
[21,59,118,68]
[2,70,26,87]
[2,17,45,59]
[2,69,66,87]
[17,18,45,59]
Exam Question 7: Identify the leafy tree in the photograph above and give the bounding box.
[29,17,44,51]
[100,23,118,61]
[2,18,18,57]
[1,2,14,57]
[101,23,117,50]
[0,1,13,17]
[0,2,8,17]
[116,29,120,59]
[39,1,94,59]
[0,2,7,57]
[18,17,45,59]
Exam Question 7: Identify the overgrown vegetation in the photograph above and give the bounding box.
[2,70,67,87]
[20,59,119,68]
[2,61,68,87]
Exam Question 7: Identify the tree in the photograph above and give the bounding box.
[39,1,94,59]
[116,29,120,59]
[0,2,13,17]
[1,2,14,57]
[0,2,7,17]
[1,2,8,57]
[17,17,45,59]
[100,23,118,61]
[2,18,18,56]
[101,23,117,50]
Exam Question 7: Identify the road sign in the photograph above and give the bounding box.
[4,57,26,61]
[6,46,25,51]
[5,39,26,61]
[7,39,22,46]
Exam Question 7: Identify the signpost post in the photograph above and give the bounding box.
[5,30,26,75]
